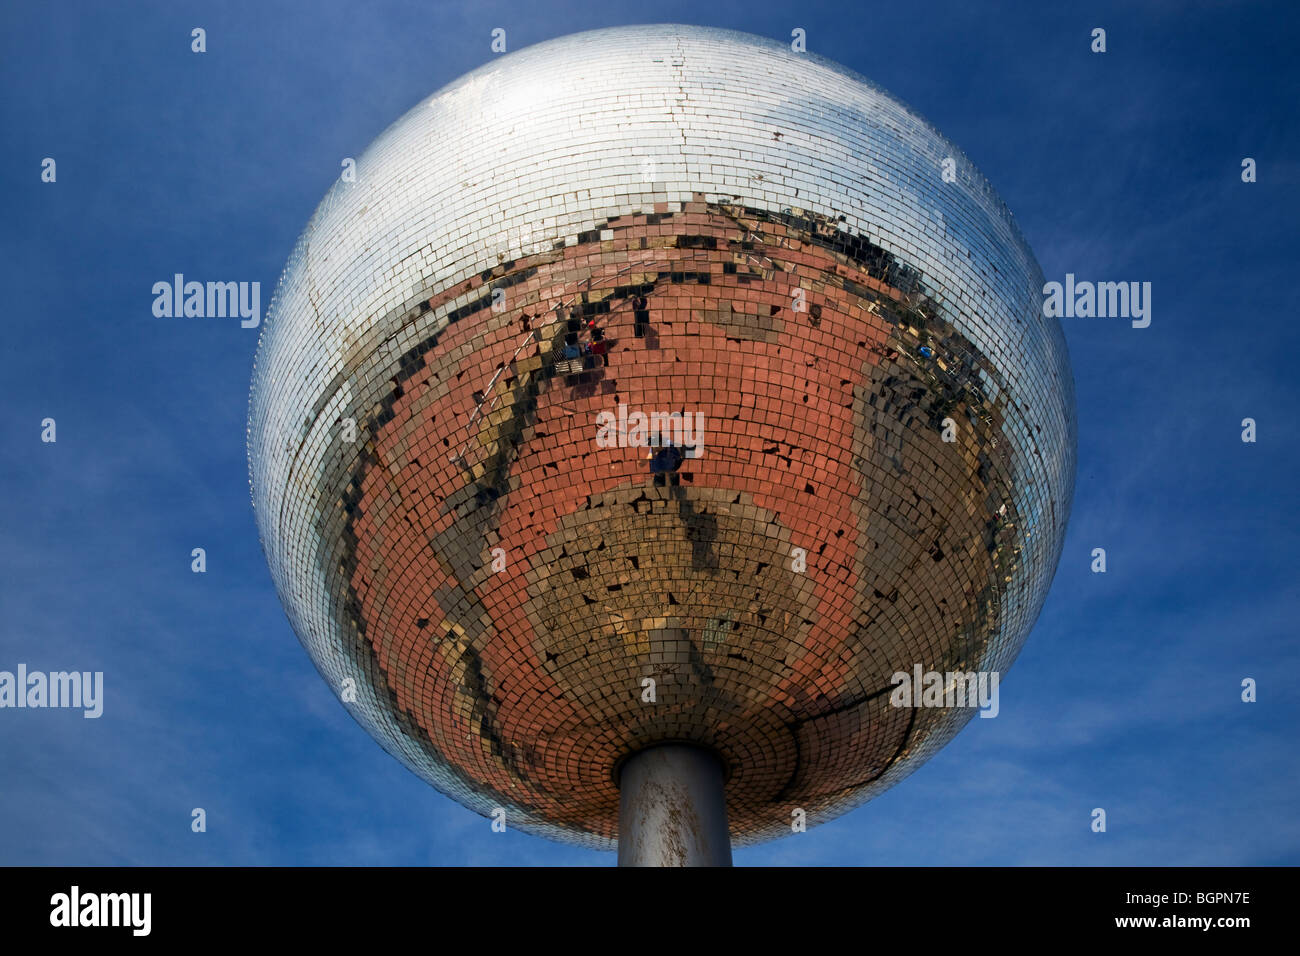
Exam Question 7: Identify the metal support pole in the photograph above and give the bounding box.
[617,744,732,867]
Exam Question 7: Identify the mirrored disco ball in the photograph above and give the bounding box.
[248,24,1075,849]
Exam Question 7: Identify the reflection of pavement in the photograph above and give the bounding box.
[336,195,1021,843]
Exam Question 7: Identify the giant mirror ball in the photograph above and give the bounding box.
[248,24,1076,849]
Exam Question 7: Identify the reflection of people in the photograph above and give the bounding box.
[563,319,581,360]
[647,441,686,486]
[632,294,649,337]
[589,322,608,364]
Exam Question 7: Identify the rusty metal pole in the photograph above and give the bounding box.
[617,744,733,866]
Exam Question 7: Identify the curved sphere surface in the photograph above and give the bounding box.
[248,24,1076,848]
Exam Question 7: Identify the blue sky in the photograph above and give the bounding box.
[1,0,1297,865]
